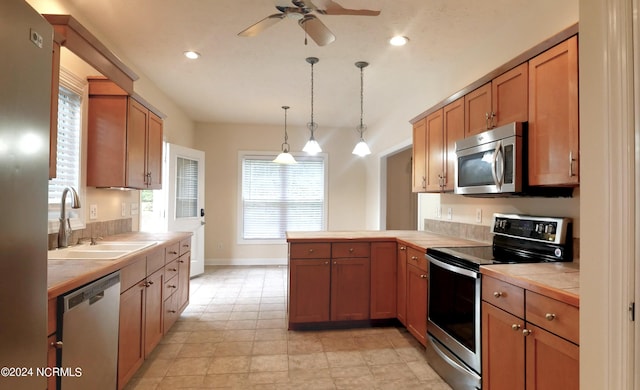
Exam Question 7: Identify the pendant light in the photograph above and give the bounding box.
[353,61,371,156]
[303,57,322,155]
[273,106,297,164]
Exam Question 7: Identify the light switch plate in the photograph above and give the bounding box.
[121,203,127,217]
[89,204,98,220]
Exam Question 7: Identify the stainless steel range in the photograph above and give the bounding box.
[425,213,572,390]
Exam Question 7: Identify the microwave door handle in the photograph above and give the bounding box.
[491,141,503,189]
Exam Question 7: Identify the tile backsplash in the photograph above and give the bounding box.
[48,218,132,250]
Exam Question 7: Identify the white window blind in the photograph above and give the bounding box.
[176,156,199,218]
[241,154,326,240]
[48,68,83,205]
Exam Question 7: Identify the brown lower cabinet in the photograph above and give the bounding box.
[406,262,428,346]
[396,244,408,325]
[482,275,579,390]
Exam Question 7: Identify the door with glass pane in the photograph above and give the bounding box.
[166,143,205,277]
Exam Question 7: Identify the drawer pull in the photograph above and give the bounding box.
[349,248,354,253]
[168,268,177,272]
[308,249,314,253]
[178,260,185,263]
[168,310,176,314]
[411,256,419,260]
[50,341,63,349]
[522,329,532,336]
[182,244,190,247]
[324,261,329,265]
[420,274,428,279]
[168,284,177,289]
[511,324,521,331]
[493,291,503,298]
[145,281,154,287]
[168,251,178,255]
[545,313,556,321]
[400,246,406,250]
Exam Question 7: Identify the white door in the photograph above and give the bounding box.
[166,143,205,277]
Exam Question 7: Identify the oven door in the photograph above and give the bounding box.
[454,134,522,195]
[427,256,481,375]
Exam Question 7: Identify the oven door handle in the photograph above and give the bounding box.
[491,141,504,190]
[428,256,480,279]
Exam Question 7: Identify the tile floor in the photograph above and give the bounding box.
[124,266,452,389]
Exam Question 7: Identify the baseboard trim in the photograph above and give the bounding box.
[205,258,288,266]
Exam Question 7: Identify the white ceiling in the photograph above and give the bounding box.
[60,0,578,129]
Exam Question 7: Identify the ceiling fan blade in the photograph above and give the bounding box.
[238,13,286,37]
[298,15,335,46]
[316,0,380,16]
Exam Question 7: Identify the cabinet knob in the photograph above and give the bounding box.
[545,313,556,321]
[324,261,329,265]
[420,274,428,279]
[511,324,521,331]
[168,310,176,314]
[308,248,314,253]
[145,280,154,287]
[411,256,418,260]
[569,150,576,177]
[50,341,63,349]
[522,329,532,336]
[168,268,177,272]
[400,246,406,251]
[168,284,177,289]
[334,261,337,265]
[493,291,503,298]
[349,248,354,253]
[178,260,185,264]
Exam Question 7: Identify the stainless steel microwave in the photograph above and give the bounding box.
[454,123,524,195]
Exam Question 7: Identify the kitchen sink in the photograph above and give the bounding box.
[48,241,158,261]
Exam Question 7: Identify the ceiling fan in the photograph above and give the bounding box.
[237,0,381,46]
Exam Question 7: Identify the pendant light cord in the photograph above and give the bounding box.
[359,65,364,131]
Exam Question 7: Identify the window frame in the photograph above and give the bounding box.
[237,151,328,245]
[47,67,87,234]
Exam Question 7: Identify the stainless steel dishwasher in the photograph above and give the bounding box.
[57,271,120,390]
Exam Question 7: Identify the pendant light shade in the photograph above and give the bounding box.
[353,61,371,156]
[303,57,322,155]
[273,106,297,164]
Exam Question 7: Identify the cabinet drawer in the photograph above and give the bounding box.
[290,243,331,259]
[165,242,180,263]
[179,238,191,256]
[332,242,370,258]
[526,291,579,344]
[482,276,524,318]
[121,256,147,293]
[164,259,179,281]
[164,274,178,299]
[146,247,165,274]
[407,246,427,272]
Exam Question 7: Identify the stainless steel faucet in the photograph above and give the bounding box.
[58,186,81,248]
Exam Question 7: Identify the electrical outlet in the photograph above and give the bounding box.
[121,202,127,217]
[447,207,452,220]
[436,207,442,218]
[476,208,482,223]
[89,204,98,220]
[216,242,223,250]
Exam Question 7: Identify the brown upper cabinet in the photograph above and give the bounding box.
[465,63,528,137]
[87,79,163,189]
[528,36,579,186]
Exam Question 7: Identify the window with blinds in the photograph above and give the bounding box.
[241,154,326,241]
[48,68,84,228]
[176,156,199,218]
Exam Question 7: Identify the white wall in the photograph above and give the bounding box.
[196,122,368,265]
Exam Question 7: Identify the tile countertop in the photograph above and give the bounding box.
[286,230,485,250]
[480,262,580,307]
[47,231,191,299]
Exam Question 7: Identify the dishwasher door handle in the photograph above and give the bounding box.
[89,291,105,305]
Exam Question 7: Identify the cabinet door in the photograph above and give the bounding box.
[118,283,145,389]
[87,95,128,187]
[425,109,445,192]
[412,118,427,192]
[465,82,492,136]
[331,258,370,321]
[289,259,331,324]
[525,323,579,390]
[406,264,428,346]
[443,98,465,191]
[146,112,163,189]
[370,242,397,319]
[144,269,164,358]
[177,253,191,312]
[396,245,408,325]
[482,302,525,390]
[528,36,579,186]
[126,99,148,189]
[492,63,528,127]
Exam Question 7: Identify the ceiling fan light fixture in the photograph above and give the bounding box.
[184,51,200,59]
[273,106,297,164]
[303,57,322,155]
[389,36,409,46]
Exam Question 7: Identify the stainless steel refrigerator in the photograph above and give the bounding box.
[0,1,53,389]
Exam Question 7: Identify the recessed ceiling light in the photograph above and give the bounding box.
[389,36,409,46]
[184,51,200,59]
